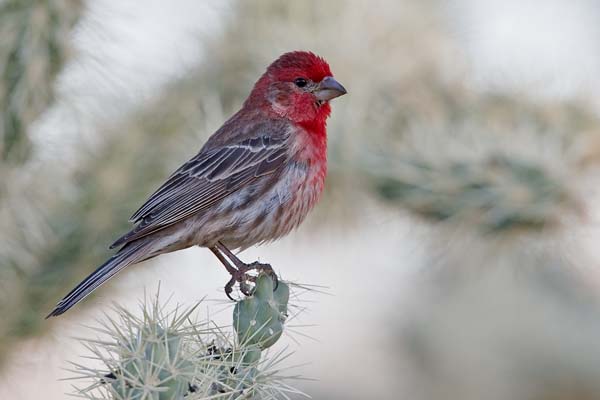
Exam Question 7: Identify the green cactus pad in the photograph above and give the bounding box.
[233,273,289,351]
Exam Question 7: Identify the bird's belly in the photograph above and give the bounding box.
[188,161,325,250]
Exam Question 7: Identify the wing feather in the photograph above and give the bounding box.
[110,121,291,249]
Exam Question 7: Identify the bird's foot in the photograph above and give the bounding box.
[224,262,278,301]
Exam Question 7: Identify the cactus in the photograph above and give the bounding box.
[104,323,194,400]
[234,274,290,352]
[71,275,303,400]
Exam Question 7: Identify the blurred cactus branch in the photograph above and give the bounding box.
[0,0,82,163]
[374,151,581,234]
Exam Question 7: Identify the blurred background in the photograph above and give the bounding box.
[3,0,600,398]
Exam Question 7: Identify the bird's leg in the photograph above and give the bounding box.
[216,241,276,277]
[209,247,240,299]
[209,246,237,275]
[215,241,278,294]
[210,245,261,299]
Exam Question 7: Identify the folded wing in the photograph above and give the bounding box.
[110,121,291,249]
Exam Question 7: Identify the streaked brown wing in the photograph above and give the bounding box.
[110,124,291,249]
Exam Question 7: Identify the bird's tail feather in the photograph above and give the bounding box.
[46,240,152,318]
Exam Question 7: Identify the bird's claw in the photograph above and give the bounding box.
[224,262,278,301]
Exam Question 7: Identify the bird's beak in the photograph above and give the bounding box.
[314,76,347,101]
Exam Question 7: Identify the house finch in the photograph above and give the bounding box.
[47,51,346,317]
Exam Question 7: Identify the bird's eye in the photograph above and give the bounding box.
[294,78,308,88]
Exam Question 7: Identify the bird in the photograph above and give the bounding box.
[46,51,346,318]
